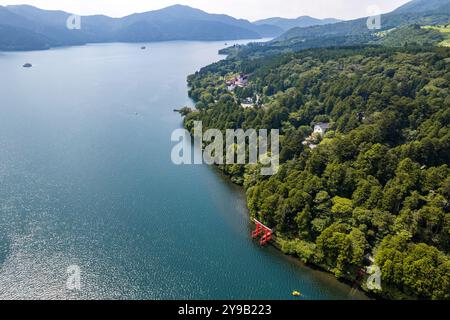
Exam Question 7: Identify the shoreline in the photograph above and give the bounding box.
[176,43,450,300]
[0,38,268,53]
[180,45,374,299]
[208,162,371,300]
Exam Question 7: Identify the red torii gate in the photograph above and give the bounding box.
[251,219,273,246]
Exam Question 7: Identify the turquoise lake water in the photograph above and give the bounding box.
[0,41,367,300]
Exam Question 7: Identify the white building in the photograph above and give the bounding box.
[241,97,254,109]
[313,122,330,137]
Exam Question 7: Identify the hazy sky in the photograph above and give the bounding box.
[0,0,411,21]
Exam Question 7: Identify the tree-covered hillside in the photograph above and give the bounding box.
[374,24,446,47]
[0,4,281,51]
[225,0,450,59]
[183,46,450,300]
[253,16,341,31]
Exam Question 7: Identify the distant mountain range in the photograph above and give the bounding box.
[2,1,446,52]
[221,0,449,58]
[254,16,341,31]
[275,0,450,43]
[0,4,346,51]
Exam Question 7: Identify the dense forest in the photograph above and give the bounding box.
[183,45,450,300]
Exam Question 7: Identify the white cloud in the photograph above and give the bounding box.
[0,0,411,20]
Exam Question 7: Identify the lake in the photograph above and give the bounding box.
[0,40,367,300]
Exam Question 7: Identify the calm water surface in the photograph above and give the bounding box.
[0,41,367,300]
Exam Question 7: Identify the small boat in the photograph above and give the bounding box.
[292,291,302,297]
[23,63,32,68]
[141,46,146,50]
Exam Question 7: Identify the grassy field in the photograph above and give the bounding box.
[422,24,450,47]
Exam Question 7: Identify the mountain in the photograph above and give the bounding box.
[112,5,281,41]
[0,24,51,51]
[217,0,449,60]
[0,6,52,50]
[254,16,341,31]
[393,0,450,14]
[270,0,450,49]
[0,5,106,47]
[6,4,74,27]
[3,1,448,52]
[0,4,283,51]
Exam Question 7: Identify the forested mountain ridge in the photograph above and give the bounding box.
[276,0,450,42]
[2,1,447,52]
[226,0,450,58]
[374,24,449,47]
[253,16,341,31]
[0,4,282,51]
[0,5,94,49]
[183,45,450,299]
[394,0,450,14]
